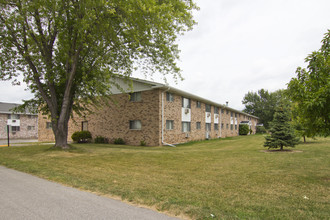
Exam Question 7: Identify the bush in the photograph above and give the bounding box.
[114,138,125,145]
[71,131,92,143]
[140,140,146,146]
[239,124,250,135]
[256,126,267,134]
[94,136,108,144]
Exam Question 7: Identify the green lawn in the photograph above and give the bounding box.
[0,135,329,219]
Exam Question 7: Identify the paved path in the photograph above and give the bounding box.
[0,166,179,220]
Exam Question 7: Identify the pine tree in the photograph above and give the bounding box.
[264,106,300,151]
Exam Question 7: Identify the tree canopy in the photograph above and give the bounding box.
[242,89,287,129]
[287,30,330,137]
[0,0,197,148]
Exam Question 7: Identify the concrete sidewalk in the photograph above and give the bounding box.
[0,166,179,220]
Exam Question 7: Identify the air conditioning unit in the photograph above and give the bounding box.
[215,115,219,119]
[185,108,190,114]
[185,133,189,138]
[207,113,211,117]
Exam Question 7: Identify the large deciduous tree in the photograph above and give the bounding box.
[287,30,330,137]
[0,0,197,148]
[242,89,287,129]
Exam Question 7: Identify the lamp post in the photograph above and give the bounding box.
[7,125,10,147]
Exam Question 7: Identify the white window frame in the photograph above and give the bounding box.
[130,120,142,130]
[130,92,142,102]
[166,120,174,130]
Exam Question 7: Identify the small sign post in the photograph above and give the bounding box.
[7,125,10,147]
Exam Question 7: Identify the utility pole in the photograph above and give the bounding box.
[7,125,10,147]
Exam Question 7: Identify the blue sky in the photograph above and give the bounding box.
[1,0,330,110]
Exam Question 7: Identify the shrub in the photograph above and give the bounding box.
[239,124,250,135]
[256,126,267,134]
[71,131,92,143]
[94,136,108,144]
[140,140,146,146]
[114,138,125,145]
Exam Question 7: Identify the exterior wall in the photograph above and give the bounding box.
[0,113,38,139]
[38,90,162,146]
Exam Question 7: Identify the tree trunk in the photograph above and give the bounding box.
[53,119,70,149]
[303,136,306,143]
[280,145,283,151]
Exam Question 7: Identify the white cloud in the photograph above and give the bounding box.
[1,0,330,111]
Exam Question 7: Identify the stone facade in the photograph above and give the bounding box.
[38,86,259,146]
[0,113,38,140]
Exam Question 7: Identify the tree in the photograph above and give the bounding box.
[287,30,330,137]
[0,0,197,149]
[242,89,287,129]
[264,106,300,151]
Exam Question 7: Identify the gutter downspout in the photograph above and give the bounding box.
[161,88,176,147]
[219,109,222,138]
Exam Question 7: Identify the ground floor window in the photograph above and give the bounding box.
[82,121,88,131]
[46,122,52,129]
[221,123,224,129]
[235,125,237,130]
[231,124,234,130]
[206,123,211,131]
[12,126,20,132]
[182,122,191,132]
[166,120,174,130]
[27,126,35,130]
[130,120,142,130]
[214,124,219,130]
[196,122,201,130]
[226,124,229,129]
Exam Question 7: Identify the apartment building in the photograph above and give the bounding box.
[38,78,258,146]
[0,102,38,139]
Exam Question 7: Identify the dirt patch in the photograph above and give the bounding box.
[261,149,303,153]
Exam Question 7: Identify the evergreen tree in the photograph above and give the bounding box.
[264,106,300,151]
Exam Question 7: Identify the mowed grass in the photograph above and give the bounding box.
[0,135,329,219]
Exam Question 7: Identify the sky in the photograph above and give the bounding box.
[1,0,330,110]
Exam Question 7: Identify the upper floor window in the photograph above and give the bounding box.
[205,104,211,113]
[166,92,174,102]
[196,101,201,108]
[130,92,141,102]
[214,107,219,114]
[231,112,233,117]
[221,109,224,114]
[8,114,20,119]
[182,97,191,108]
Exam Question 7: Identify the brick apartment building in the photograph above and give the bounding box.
[0,102,38,140]
[38,78,258,146]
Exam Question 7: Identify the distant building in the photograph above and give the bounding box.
[0,102,38,139]
[38,77,258,146]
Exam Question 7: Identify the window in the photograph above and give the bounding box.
[196,122,201,130]
[221,123,224,129]
[166,92,174,102]
[82,121,88,131]
[206,123,211,131]
[166,120,174,130]
[231,112,233,117]
[12,126,20,132]
[235,113,237,118]
[130,120,142,130]
[27,126,35,131]
[214,107,219,114]
[214,124,219,130]
[130,92,141,102]
[46,122,52,129]
[182,97,191,108]
[8,114,20,119]
[226,110,229,115]
[182,122,191,132]
[205,104,211,112]
[231,124,234,130]
[221,109,224,114]
[196,101,201,108]
[235,125,237,130]
[226,124,229,129]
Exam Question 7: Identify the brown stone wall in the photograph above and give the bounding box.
[0,113,38,140]
[38,90,162,146]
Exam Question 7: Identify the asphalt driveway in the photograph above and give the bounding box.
[0,166,179,220]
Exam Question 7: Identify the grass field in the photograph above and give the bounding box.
[0,135,329,219]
